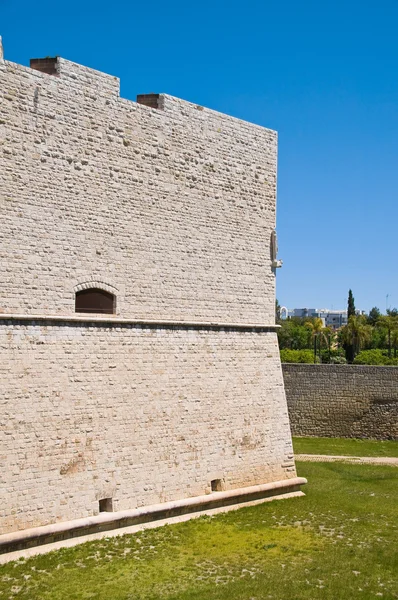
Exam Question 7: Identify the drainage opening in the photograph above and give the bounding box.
[99,498,113,512]
[211,479,223,492]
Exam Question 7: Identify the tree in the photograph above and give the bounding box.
[367,306,381,326]
[340,315,371,363]
[321,326,334,363]
[343,290,356,361]
[275,299,281,323]
[277,319,311,350]
[305,318,329,363]
[369,324,387,350]
[376,314,398,358]
[391,329,398,358]
[348,289,356,319]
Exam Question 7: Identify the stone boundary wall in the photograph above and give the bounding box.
[283,364,398,440]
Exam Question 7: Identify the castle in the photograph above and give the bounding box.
[0,40,304,551]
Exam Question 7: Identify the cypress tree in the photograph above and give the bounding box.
[348,289,356,319]
[345,289,356,362]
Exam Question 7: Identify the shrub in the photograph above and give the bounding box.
[320,348,346,364]
[353,349,398,366]
[329,355,347,364]
[280,349,316,363]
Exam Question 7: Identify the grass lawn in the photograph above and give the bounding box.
[292,436,398,457]
[1,461,397,599]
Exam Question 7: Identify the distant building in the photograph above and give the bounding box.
[289,308,318,320]
[282,308,348,329]
[323,310,348,329]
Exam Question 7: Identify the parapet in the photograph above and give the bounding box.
[0,39,277,136]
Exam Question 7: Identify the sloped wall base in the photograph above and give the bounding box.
[0,477,306,561]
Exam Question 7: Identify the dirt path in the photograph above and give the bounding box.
[295,454,398,466]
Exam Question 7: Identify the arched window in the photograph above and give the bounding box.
[75,288,115,314]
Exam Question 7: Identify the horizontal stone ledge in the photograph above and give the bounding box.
[0,477,306,556]
[0,313,280,331]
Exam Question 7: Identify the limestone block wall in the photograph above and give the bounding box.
[283,364,398,440]
[0,321,294,535]
[0,50,297,537]
[0,55,277,324]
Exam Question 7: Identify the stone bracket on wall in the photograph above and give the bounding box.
[270,230,283,268]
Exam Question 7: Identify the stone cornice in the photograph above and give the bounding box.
[0,313,279,331]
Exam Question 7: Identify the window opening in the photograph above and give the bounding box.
[75,288,115,314]
[211,479,223,492]
[99,498,113,512]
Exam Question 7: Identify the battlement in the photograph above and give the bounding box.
[1,52,121,103]
[1,38,277,133]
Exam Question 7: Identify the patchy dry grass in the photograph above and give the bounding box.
[293,436,398,458]
[1,461,397,599]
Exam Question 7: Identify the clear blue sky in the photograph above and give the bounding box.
[1,0,397,313]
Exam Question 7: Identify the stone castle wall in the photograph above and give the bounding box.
[283,364,398,440]
[0,321,294,534]
[0,51,297,536]
[0,55,277,323]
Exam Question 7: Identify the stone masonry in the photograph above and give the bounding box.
[0,45,299,536]
[284,364,398,440]
[0,54,277,322]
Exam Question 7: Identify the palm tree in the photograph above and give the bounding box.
[322,326,334,363]
[376,314,398,358]
[305,318,330,363]
[340,315,371,363]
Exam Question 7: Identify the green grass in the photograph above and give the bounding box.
[293,436,398,457]
[1,461,397,599]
